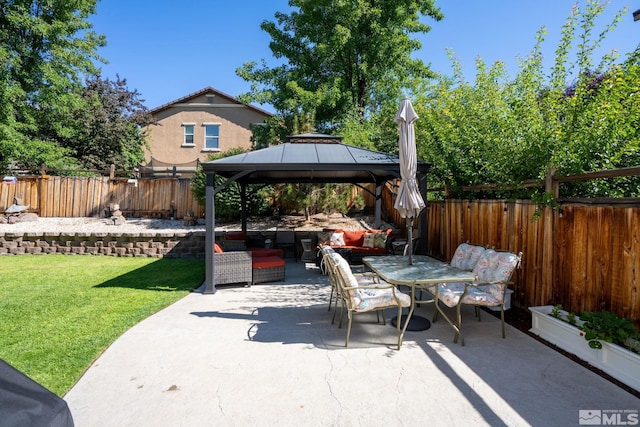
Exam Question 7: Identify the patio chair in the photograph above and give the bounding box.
[322,248,373,319]
[418,242,487,302]
[431,249,522,345]
[319,245,368,312]
[275,227,296,260]
[331,253,411,347]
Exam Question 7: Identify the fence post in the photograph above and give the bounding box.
[39,163,47,216]
[541,168,557,305]
[109,165,115,180]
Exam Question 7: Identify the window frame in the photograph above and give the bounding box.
[202,123,221,151]
[181,123,196,146]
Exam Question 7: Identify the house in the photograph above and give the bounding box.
[142,86,273,175]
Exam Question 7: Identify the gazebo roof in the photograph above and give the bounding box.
[202,135,431,185]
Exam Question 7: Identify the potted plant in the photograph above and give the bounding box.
[529,305,640,392]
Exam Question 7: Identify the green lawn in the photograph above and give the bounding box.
[0,255,205,396]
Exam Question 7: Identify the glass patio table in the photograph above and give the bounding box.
[362,255,476,348]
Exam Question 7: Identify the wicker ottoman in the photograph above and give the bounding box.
[252,256,286,284]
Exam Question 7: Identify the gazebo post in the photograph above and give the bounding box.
[241,183,248,232]
[374,184,382,228]
[204,173,216,294]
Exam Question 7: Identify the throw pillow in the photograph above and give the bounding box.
[362,233,376,248]
[330,231,345,246]
[317,231,332,246]
[373,232,387,249]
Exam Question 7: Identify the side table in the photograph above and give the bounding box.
[391,241,407,255]
[300,238,315,261]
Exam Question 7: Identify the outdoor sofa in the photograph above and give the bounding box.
[214,236,286,285]
[317,228,393,263]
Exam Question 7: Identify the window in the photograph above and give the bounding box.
[203,124,220,150]
[182,124,195,146]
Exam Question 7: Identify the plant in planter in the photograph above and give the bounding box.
[545,305,639,354]
[580,310,639,352]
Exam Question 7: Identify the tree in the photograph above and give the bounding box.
[237,0,443,135]
[45,74,154,171]
[418,0,637,199]
[0,0,106,171]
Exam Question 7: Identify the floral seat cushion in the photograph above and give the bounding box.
[333,256,410,312]
[434,282,504,308]
[472,250,520,283]
[450,243,486,271]
[434,250,521,308]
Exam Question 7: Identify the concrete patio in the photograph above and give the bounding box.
[64,259,639,426]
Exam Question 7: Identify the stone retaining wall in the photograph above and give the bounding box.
[0,231,207,258]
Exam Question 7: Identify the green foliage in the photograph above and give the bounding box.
[0,0,106,172]
[0,255,204,396]
[249,116,290,149]
[191,149,271,221]
[309,183,364,216]
[269,182,364,218]
[531,191,561,220]
[549,305,640,353]
[70,74,152,170]
[237,0,443,133]
[419,1,638,199]
[580,311,639,350]
[33,74,153,171]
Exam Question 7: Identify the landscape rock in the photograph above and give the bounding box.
[17,213,38,222]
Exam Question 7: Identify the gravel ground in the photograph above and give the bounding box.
[0,213,386,234]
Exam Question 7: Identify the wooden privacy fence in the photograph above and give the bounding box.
[0,176,204,219]
[382,169,640,324]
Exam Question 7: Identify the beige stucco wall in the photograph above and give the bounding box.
[144,92,271,165]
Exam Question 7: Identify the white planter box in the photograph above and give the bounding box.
[529,305,640,391]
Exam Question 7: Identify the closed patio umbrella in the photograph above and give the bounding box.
[394,98,425,265]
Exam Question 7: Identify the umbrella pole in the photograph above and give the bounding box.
[407,217,413,265]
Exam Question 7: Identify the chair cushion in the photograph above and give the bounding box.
[354,288,411,312]
[434,282,504,308]
[451,243,486,271]
[473,250,520,283]
[333,254,410,311]
[249,248,285,258]
[252,256,285,269]
[435,250,520,308]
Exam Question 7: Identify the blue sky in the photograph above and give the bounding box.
[88,1,640,112]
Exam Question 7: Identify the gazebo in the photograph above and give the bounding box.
[200,133,431,293]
